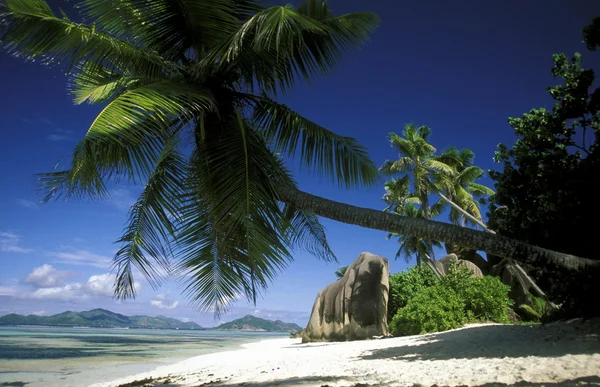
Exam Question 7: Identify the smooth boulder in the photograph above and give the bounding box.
[433,253,484,278]
[302,252,389,343]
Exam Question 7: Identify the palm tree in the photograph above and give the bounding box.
[1,0,596,316]
[1,0,380,315]
[382,174,443,265]
[433,147,494,230]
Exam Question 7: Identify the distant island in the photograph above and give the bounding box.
[0,309,303,332]
[0,308,202,330]
[214,314,302,332]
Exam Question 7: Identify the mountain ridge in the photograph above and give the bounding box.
[214,314,302,332]
[0,308,201,330]
[0,309,303,332]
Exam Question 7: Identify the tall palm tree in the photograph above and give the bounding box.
[1,0,380,315]
[1,0,596,316]
[382,174,443,265]
[433,147,494,230]
[380,124,454,216]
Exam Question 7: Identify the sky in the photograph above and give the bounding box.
[1,0,599,327]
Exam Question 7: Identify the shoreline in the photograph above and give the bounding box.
[92,320,600,387]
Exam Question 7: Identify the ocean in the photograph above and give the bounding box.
[0,326,288,387]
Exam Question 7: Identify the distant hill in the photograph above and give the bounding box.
[0,309,202,330]
[213,315,302,332]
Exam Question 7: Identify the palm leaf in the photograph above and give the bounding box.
[197,4,377,94]
[113,137,186,299]
[1,0,177,74]
[251,95,379,188]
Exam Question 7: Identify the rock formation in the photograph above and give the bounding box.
[433,253,484,278]
[301,252,390,343]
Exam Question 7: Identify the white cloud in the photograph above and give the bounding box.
[180,317,191,323]
[16,199,40,209]
[0,286,17,296]
[109,188,136,211]
[50,250,112,269]
[83,273,141,297]
[150,293,179,310]
[31,310,47,316]
[83,273,116,297]
[0,232,32,253]
[24,264,73,288]
[27,283,85,301]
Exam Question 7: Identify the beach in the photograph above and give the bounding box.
[92,320,600,387]
[0,326,286,387]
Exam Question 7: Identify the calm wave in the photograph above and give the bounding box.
[0,326,287,386]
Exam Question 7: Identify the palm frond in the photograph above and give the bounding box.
[425,159,455,175]
[80,0,259,61]
[113,137,186,299]
[457,165,484,185]
[283,204,336,262]
[1,0,177,74]
[469,182,495,196]
[196,4,377,93]
[251,95,379,188]
[174,114,297,315]
[388,132,415,157]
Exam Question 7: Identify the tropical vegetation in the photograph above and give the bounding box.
[388,264,512,336]
[1,0,598,317]
[487,19,600,317]
[380,125,494,266]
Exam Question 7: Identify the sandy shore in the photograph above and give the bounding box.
[91,319,600,387]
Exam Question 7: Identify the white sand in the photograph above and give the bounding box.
[91,320,600,387]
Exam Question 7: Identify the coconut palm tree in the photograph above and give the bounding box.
[433,147,494,230]
[1,0,596,316]
[382,174,443,265]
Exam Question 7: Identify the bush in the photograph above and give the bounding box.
[389,263,513,336]
[389,285,466,336]
[440,263,513,323]
[387,264,439,322]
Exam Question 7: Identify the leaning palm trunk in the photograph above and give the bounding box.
[279,187,599,271]
[434,191,554,302]
[435,190,494,233]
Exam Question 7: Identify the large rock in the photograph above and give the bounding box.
[301,252,389,343]
[433,253,484,278]
[445,243,489,274]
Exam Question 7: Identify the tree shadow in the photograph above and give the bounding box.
[360,324,599,362]
[117,375,600,387]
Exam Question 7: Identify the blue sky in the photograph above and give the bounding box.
[1,0,598,327]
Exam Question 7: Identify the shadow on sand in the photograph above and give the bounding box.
[118,375,600,387]
[359,323,599,362]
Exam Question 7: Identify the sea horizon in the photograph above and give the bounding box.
[0,325,288,387]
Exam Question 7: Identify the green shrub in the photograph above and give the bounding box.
[389,285,466,336]
[389,263,513,336]
[440,263,513,323]
[387,264,439,322]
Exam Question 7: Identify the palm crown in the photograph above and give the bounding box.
[381,124,494,264]
[1,0,380,315]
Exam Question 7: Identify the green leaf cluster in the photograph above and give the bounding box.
[487,19,600,318]
[0,0,380,315]
[388,263,512,336]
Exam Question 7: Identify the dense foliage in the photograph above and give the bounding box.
[487,18,600,317]
[387,264,438,323]
[0,0,380,315]
[388,264,512,336]
[381,126,493,265]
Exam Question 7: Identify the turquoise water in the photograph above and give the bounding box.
[0,326,287,387]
